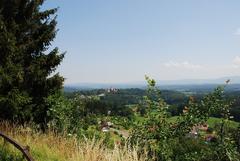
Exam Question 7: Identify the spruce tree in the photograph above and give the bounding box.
[0,0,64,125]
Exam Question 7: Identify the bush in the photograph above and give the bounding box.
[129,76,240,161]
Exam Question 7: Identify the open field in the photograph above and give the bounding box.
[168,116,239,128]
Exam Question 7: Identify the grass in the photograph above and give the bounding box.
[207,117,239,128]
[0,122,147,161]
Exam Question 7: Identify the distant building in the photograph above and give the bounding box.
[98,93,105,97]
[183,106,189,113]
[99,120,113,132]
[102,127,109,132]
[106,87,118,93]
[107,121,113,127]
[189,123,209,136]
[80,95,86,99]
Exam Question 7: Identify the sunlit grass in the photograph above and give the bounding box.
[0,122,147,161]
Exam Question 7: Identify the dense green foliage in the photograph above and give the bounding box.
[47,80,240,160]
[129,76,240,161]
[65,88,240,122]
[0,0,64,125]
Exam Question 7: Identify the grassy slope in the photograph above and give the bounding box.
[0,122,147,161]
[207,117,239,128]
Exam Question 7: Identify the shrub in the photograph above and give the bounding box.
[129,76,240,161]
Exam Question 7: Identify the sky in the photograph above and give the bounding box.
[43,0,240,84]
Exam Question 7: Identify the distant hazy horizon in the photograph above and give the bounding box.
[65,75,240,86]
[44,1,240,84]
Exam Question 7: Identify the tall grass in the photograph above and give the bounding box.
[0,122,147,161]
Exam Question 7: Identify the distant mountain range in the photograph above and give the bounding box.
[156,76,240,85]
[64,76,240,92]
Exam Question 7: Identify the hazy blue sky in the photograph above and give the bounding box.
[44,0,240,84]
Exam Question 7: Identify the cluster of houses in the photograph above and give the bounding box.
[99,120,114,132]
[106,87,118,93]
[189,123,216,142]
[97,87,118,98]
[183,106,216,142]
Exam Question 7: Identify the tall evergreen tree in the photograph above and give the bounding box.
[0,0,64,125]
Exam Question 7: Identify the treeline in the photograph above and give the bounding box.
[64,88,240,122]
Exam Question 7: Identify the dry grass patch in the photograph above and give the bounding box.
[0,122,147,161]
